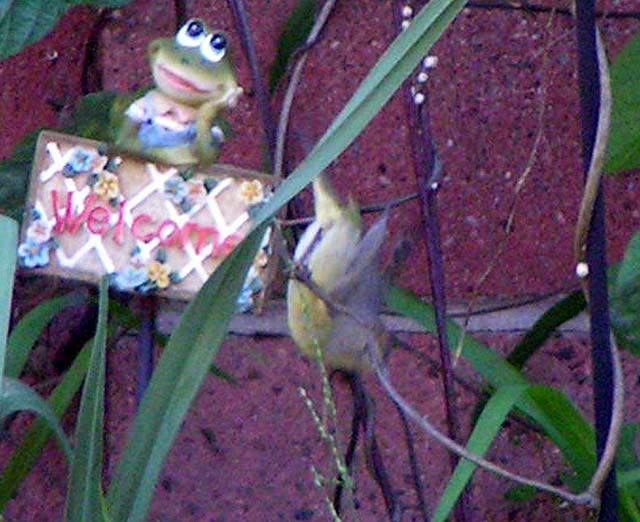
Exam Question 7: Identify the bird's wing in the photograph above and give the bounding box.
[331,210,389,310]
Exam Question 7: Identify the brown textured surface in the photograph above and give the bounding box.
[1,1,639,521]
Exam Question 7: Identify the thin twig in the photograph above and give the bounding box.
[372,350,596,508]
[574,20,623,518]
[392,398,429,521]
[466,1,640,20]
[227,0,277,167]
[274,0,338,179]
[453,7,555,365]
[390,1,470,519]
[279,190,418,226]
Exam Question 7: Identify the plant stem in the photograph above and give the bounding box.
[373,353,597,507]
[390,1,471,520]
[80,9,113,95]
[274,0,337,180]
[575,4,618,520]
[467,1,640,19]
[135,295,155,406]
[227,0,277,169]
[174,0,187,29]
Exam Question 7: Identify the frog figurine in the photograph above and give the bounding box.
[114,18,242,166]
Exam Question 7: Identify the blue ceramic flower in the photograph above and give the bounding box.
[235,285,254,313]
[164,176,188,204]
[63,147,95,177]
[112,265,148,290]
[18,239,50,268]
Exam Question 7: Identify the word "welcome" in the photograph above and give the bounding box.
[50,190,243,258]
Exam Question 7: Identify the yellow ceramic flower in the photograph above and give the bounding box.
[147,260,171,289]
[240,179,264,205]
[93,171,119,200]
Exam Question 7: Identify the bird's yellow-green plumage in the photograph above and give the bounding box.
[287,174,388,373]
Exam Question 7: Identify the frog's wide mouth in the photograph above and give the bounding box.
[155,63,212,95]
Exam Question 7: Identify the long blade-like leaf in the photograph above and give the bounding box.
[0,339,92,510]
[506,291,586,370]
[0,215,18,381]
[0,377,71,458]
[107,223,269,522]
[268,0,316,93]
[65,277,109,522]
[6,292,87,379]
[386,287,596,484]
[605,31,640,174]
[432,385,529,522]
[251,0,466,229]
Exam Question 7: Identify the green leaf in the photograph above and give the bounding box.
[106,222,269,522]
[615,232,640,290]
[432,385,529,522]
[0,376,71,459]
[0,215,18,381]
[504,484,537,503]
[0,339,92,510]
[390,288,640,520]
[506,291,586,370]
[605,31,640,174]
[0,2,68,60]
[6,292,87,379]
[61,91,119,142]
[620,468,640,488]
[64,277,109,522]
[611,232,640,355]
[268,0,316,93]
[0,1,132,60]
[386,287,596,486]
[251,0,466,229]
[0,159,31,221]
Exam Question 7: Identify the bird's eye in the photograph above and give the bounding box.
[176,19,206,47]
[200,32,227,63]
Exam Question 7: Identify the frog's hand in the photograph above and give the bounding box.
[193,101,228,164]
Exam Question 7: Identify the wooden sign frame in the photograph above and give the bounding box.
[18,131,274,306]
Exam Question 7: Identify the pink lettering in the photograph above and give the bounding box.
[50,191,95,234]
[131,214,155,242]
[158,219,182,247]
[182,223,216,254]
[87,206,110,235]
[112,199,127,244]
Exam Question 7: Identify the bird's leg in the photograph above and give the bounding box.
[359,378,403,521]
[333,371,363,516]
[392,398,429,521]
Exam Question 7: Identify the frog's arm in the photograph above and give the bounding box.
[193,100,228,165]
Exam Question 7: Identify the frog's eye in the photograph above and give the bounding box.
[200,32,227,63]
[176,19,206,48]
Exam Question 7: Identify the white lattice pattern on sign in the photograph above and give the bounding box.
[35,141,251,284]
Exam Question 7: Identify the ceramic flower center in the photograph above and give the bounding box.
[93,171,120,200]
[147,261,171,289]
[240,180,264,205]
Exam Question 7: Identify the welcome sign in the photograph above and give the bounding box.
[19,131,272,305]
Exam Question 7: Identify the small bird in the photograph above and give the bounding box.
[286,173,390,373]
